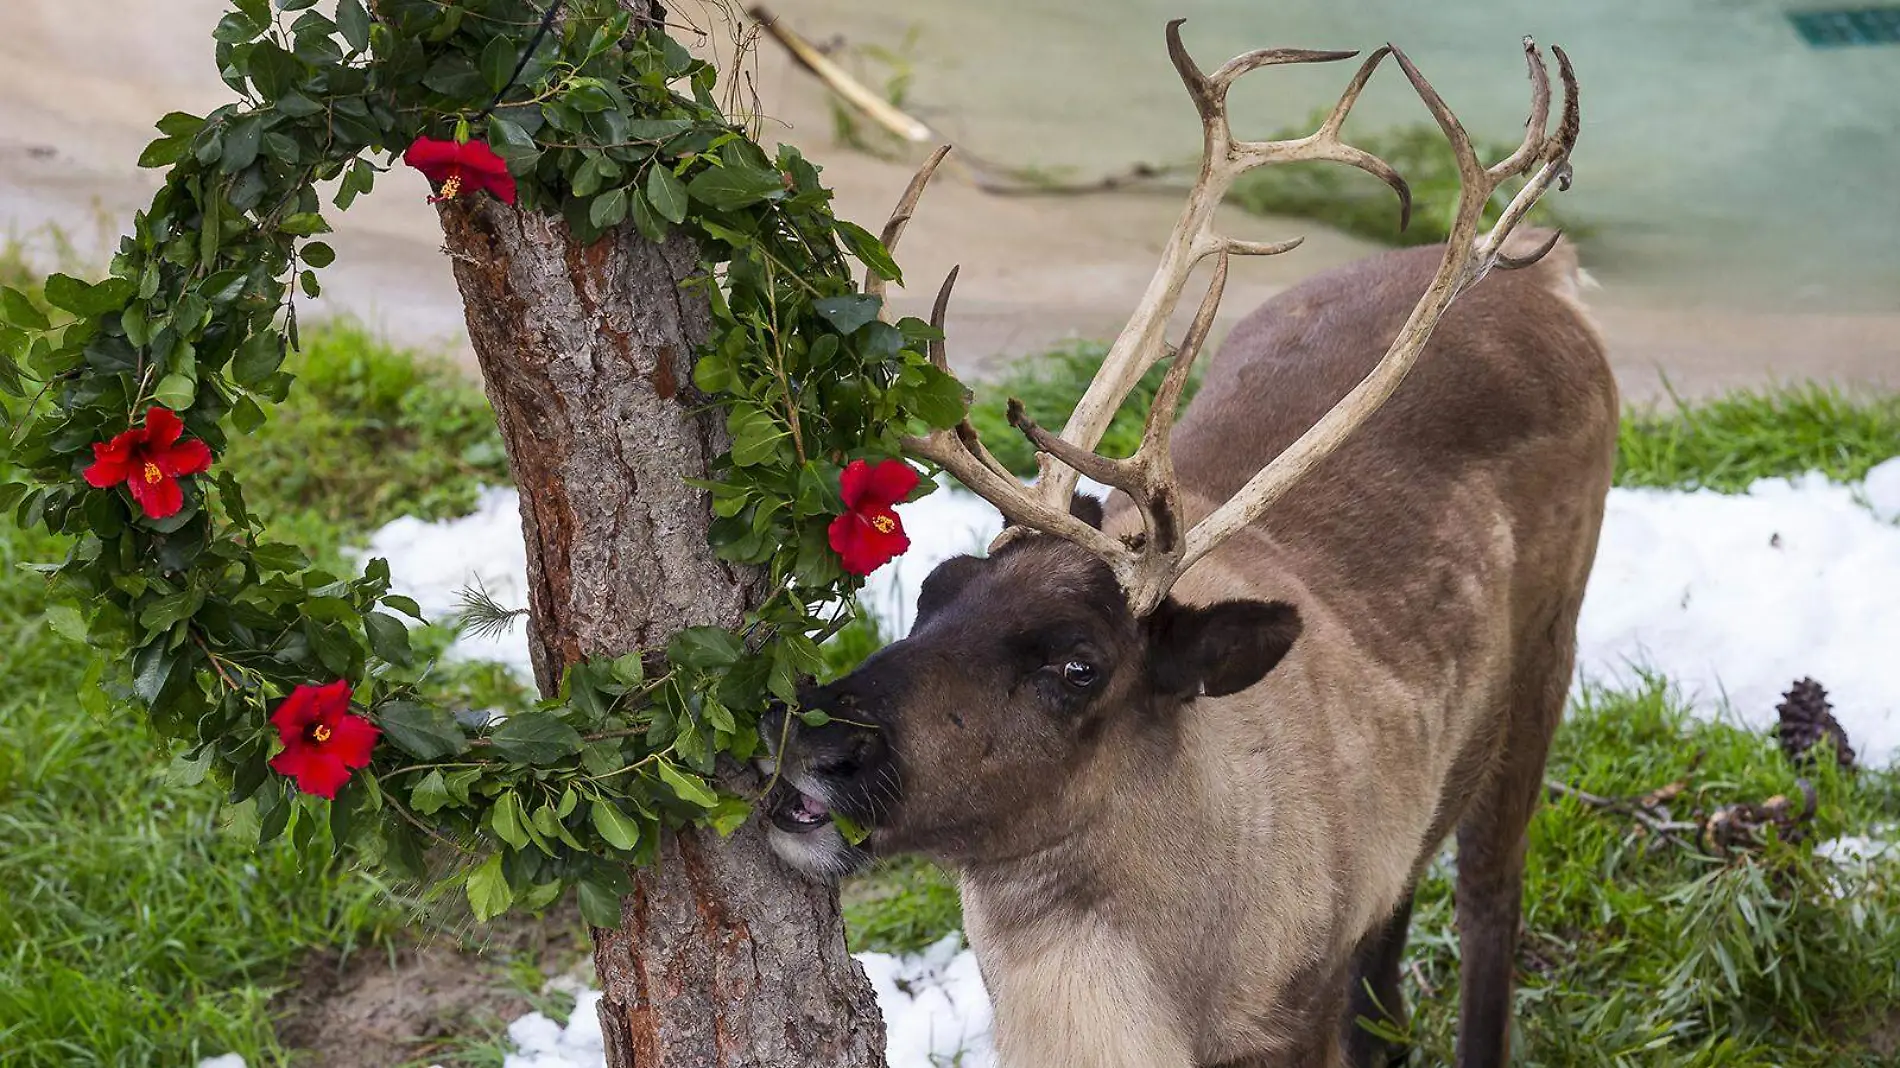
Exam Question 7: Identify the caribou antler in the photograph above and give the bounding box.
[889,22,1579,614]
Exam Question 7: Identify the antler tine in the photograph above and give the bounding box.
[1480,45,1580,269]
[1236,47,1414,233]
[1491,37,1554,178]
[867,144,953,320]
[924,265,958,371]
[1171,38,1580,600]
[1008,254,1229,603]
[899,260,1116,556]
[923,266,1023,487]
[1036,22,1414,513]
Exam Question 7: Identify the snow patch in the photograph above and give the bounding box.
[356,466,1900,765]
[353,486,533,679]
[1577,470,1900,766]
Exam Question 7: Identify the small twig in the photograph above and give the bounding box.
[387,796,479,857]
[191,632,242,692]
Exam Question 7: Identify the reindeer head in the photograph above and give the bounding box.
[764,21,1578,879]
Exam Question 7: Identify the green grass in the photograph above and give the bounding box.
[1391,681,1900,1066]
[0,311,517,1066]
[1618,383,1900,493]
[1227,109,1577,247]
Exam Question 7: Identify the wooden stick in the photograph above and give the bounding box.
[747,4,933,143]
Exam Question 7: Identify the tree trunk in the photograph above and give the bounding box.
[434,183,885,1067]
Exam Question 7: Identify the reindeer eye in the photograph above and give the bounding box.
[1061,660,1098,689]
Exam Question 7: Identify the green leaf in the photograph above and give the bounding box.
[708,796,753,837]
[140,589,202,632]
[153,373,197,411]
[480,34,516,92]
[667,626,743,670]
[382,594,424,620]
[487,712,585,764]
[813,294,882,337]
[466,853,513,921]
[647,166,688,224]
[686,165,786,212]
[656,761,719,810]
[609,651,645,688]
[44,604,88,644]
[166,745,214,788]
[486,114,539,167]
[231,395,266,434]
[577,875,624,928]
[835,219,902,284]
[904,365,968,429]
[278,213,331,236]
[213,10,263,43]
[138,136,190,169]
[221,118,262,174]
[628,188,667,244]
[131,642,176,704]
[624,118,692,141]
[156,111,205,138]
[364,611,411,665]
[726,405,784,468]
[410,769,452,815]
[0,287,48,331]
[377,700,467,761]
[335,0,370,51]
[833,812,871,845]
[590,800,642,851]
[231,330,285,386]
[490,791,530,849]
[588,188,628,230]
[43,274,134,317]
[301,241,336,268]
[564,83,615,113]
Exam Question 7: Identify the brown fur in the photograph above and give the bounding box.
[767,234,1616,1068]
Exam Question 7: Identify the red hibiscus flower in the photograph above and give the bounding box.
[268,681,379,800]
[82,406,213,520]
[402,136,517,205]
[828,459,919,575]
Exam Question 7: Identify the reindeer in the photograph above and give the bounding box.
[765,21,1607,1068]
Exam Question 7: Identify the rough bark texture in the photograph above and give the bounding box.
[435,195,885,1068]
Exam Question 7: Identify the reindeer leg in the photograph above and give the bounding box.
[1453,602,1575,1068]
[1343,893,1414,1067]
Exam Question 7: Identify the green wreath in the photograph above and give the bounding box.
[0,0,965,923]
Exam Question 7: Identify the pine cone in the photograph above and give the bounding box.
[1774,678,1857,771]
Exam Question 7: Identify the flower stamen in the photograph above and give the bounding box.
[869,514,896,534]
[312,724,333,743]
[141,462,163,484]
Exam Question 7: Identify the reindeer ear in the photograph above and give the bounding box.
[915,555,989,627]
[1068,493,1106,530]
[1144,599,1301,698]
[1003,493,1106,532]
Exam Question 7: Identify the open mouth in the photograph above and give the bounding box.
[765,779,835,835]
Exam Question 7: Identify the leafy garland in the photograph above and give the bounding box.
[0,0,966,923]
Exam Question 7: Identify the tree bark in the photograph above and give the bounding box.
[434,184,885,1067]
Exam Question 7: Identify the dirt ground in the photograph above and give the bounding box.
[4,1,1895,405]
[268,901,591,1067]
